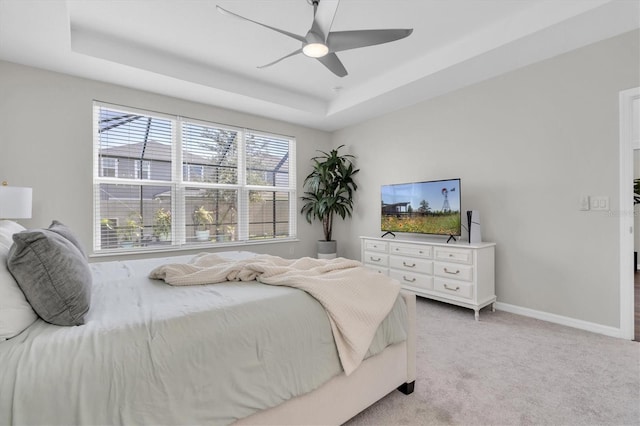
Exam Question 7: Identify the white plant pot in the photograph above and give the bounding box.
[196,230,210,241]
[317,240,337,259]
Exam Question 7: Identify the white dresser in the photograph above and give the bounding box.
[360,237,496,320]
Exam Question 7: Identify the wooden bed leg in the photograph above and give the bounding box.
[397,381,415,395]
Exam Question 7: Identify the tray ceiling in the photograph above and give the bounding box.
[0,0,638,131]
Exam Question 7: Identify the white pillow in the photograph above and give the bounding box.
[0,220,37,340]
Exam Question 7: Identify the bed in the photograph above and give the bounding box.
[0,221,416,425]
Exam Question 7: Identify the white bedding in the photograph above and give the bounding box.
[149,253,401,374]
[0,251,408,425]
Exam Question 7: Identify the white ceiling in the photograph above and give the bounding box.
[0,0,638,131]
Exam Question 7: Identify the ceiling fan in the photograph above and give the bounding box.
[216,0,413,78]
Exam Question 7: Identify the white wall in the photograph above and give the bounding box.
[332,30,640,328]
[1,30,638,328]
[0,60,331,260]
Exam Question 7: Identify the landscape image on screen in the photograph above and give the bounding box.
[381,179,461,236]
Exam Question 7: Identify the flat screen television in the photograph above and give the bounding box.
[381,178,461,237]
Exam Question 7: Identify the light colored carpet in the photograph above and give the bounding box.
[346,298,640,425]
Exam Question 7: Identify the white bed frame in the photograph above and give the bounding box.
[236,291,417,425]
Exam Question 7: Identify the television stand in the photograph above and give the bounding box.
[381,231,396,238]
[446,234,457,243]
[360,237,496,321]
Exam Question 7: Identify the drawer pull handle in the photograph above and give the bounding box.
[370,256,381,262]
[444,268,460,275]
[403,261,416,268]
[395,248,399,251]
[403,276,416,283]
[448,254,454,257]
[443,284,460,291]
[419,250,424,254]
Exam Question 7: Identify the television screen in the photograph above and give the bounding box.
[381,178,461,236]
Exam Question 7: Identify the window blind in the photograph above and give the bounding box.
[93,103,296,253]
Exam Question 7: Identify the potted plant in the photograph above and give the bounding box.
[117,213,143,248]
[153,208,171,241]
[100,218,118,249]
[225,225,236,242]
[193,205,214,241]
[300,145,359,258]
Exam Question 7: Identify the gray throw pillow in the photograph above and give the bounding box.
[48,220,87,259]
[8,228,91,326]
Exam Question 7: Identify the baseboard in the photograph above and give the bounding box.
[494,302,623,339]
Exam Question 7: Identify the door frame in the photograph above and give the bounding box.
[619,86,639,340]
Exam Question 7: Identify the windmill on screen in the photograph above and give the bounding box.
[441,187,455,213]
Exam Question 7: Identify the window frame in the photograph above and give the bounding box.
[92,102,297,255]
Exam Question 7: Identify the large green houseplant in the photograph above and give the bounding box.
[300,145,359,258]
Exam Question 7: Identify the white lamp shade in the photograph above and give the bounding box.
[0,186,32,219]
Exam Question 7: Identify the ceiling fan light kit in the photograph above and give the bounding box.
[302,43,329,58]
[217,0,413,77]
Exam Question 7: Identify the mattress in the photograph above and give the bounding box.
[0,251,407,425]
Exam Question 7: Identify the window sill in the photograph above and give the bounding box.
[89,237,300,259]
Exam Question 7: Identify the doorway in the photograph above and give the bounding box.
[635,145,640,341]
[619,87,639,340]
[635,272,640,341]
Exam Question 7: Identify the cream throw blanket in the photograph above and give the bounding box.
[149,253,400,375]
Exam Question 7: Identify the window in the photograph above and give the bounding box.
[101,157,118,177]
[136,160,151,180]
[93,103,296,253]
[183,164,204,182]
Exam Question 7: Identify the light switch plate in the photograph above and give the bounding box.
[580,195,590,211]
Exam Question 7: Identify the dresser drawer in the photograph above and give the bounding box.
[433,278,473,299]
[364,252,389,267]
[433,262,473,282]
[364,264,389,275]
[390,269,434,291]
[364,240,388,253]
[434,247,473,265]
[389,243,432,258]
[389,256,433,274]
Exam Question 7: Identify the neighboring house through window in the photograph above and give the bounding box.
[93,102,296,253]
[183,164,204,182]
[101,157,118,178]
[136,160,151,180]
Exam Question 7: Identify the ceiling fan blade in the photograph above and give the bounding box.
[316,53,347,77]
[310,0,340,41]
[217,6,306,43]
[257,48,303,69]
[328,29,413,52]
